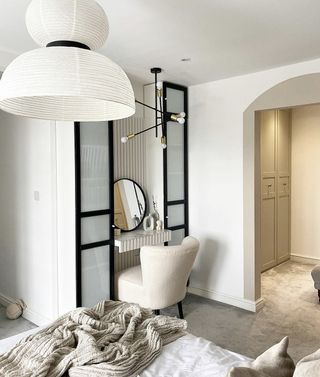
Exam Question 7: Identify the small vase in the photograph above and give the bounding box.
[143,214,155,231]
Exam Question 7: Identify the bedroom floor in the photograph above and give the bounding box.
[0,306,36,340]
[163,260,319,363]
[0,261,318,363]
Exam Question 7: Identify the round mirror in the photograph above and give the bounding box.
[114,179,147,231]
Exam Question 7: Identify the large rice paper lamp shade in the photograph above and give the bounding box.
[0,48,135,121]
[0,0,136,121]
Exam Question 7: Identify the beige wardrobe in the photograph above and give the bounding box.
[260,109,291,272]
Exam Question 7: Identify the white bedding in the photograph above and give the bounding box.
[0,328,250,377]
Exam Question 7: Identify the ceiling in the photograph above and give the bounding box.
[1,0,320,86]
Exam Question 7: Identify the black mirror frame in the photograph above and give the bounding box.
[114,178,147,232]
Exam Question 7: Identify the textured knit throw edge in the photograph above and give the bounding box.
[0,300,187,377]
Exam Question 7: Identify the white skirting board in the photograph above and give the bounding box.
[290,254,320,265]
[0,293,51,326]
[188,286,264,313]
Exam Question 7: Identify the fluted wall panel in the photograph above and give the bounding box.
[113,117,145,272]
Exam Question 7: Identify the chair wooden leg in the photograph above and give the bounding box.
[153,309,160,315]
[177,301,184,319]
[318,290,320,303]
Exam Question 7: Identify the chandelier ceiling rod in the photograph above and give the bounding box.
[121,67,186,149]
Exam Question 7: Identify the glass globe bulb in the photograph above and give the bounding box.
[121,136,128,143]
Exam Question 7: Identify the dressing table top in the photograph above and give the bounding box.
[114,229,172,253]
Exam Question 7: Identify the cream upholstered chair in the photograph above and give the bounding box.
[115,236,199,318]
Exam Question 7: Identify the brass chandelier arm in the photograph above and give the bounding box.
[135,99,164,114]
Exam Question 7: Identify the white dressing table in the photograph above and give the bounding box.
[115,229,171,253]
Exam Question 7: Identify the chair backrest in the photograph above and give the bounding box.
[140,236,200,309]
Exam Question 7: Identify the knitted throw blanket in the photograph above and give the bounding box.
[0,300,187,377]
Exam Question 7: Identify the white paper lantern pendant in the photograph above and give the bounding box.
[0,0,135,121]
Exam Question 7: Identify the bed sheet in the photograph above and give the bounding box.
[0,328,250,376]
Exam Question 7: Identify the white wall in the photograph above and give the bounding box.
[55,122,77,315]
[0,111,58,325]
[189,58,320,310]
[291,105,320,261]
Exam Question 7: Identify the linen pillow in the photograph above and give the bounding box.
[293,349,320,376]
[227,337,295,377]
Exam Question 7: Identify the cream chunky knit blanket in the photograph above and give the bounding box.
[0,300,187,377]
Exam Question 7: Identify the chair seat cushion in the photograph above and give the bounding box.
[311,265,320,289]
[117,265,143,285]
[115,266,146,308]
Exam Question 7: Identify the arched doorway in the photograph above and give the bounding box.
[243,73,320,305]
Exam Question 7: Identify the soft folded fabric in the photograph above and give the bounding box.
[226,337,295,377]
[0,300,187,377]
[293,348,320,376]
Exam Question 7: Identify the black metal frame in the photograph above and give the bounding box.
[151,67,162,138]
[163,82,189,240]
[114,178,147,232]
[74,121,115,307]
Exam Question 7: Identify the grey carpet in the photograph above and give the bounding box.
[0,305,36,340]
[163,261,320,363]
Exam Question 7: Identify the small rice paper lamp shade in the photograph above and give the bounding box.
[0,0,135,121]
[25,0,109,50]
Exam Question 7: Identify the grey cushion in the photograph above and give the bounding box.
[228,367,269,377]
[226,337,295,377]
[311,265,320,289]
[293,349,320,376]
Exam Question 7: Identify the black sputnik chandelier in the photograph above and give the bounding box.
[121,68,186,149]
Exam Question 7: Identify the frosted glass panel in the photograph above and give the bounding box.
[167,122,184,201]
[80,122,110,212]
[168,229,185,246]
[166,88,184,113]
[81,215,110,245]
[168,205,184,227]
[82,246,110,307]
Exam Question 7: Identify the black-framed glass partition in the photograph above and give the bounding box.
[74,121,114,307]
[163,82,189,244]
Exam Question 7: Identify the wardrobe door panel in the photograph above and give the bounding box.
[262,177,276,199]
[260,110,277,272]
[278,195,290,262]
[261,110,276,174]
[260,109,291,271]
[277,110,291,174]
[277,110,291,264]
[261,197,277,270]
[261,192,277,271]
